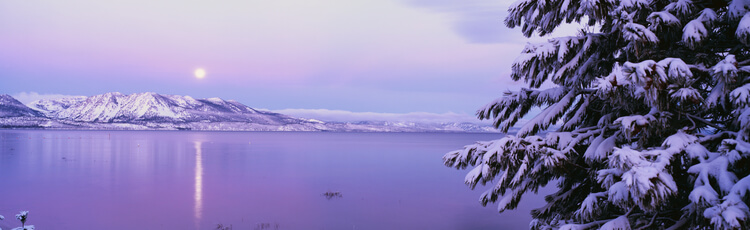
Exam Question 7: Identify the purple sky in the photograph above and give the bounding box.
[0,0,562,121]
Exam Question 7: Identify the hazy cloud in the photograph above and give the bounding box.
[400,0,520,43]
[271,108,489,124]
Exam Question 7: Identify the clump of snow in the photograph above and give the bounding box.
[670,87,703,103]
[683,20,708,49]
[662,129,698,150]
[703,196,749,229]
[658,58,693,79]
[600,215,631,230]
[731,84,750,107]
[665,0,693,15]
[689,185,719,206]
[712,55,738,82]
[614,110,656,137]
[623,22,659,44]
[729,0,750,18]
[688,156,738,193]
[737,13,750,45]
[647,11,680,30]
[575,192,606,221]
[584,134,617,162]
[698,8,718,23]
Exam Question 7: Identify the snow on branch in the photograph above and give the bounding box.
[575,191,608,221]
[662,129,698,150]
[445,130,603,214]
[689,185,720,206]
[555,36,600,86]
[706,55,739,108]
[682,20,708,49]
[619,0,649,10]
[731,84,750,107]
[670,87,703,103]
[688,156,738,193]
[477,87,571,133]
[697,138,750,228]
[697,8,718,24]
[665,0,693,16]
[444,135,544,183]
[593,57,695,108]
[619,61,670,106]
[729,0,750,18]
[737,13,750,46]
[657,58,693,80]
[604,146,679,211]
[584,132,618,163]
[600,215,631,230]
[558,219,611,230]
[562,95,591,130]
[517,90,577,137]
[622,60,666,88]
[623,22,659,44]
[703,195,750,229]
[512,35,602,88]
[506,0,612,37]
[647,11,680,30]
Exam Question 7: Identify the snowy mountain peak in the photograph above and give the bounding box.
[0,94,19,104]
[206,97,224,103]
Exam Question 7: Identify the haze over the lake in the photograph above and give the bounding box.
[0,0,555,120]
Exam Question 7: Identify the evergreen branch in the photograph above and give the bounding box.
[625,207,635,216]
[681,112,726,131]
[635,214,658,230]
[580,88,597,94]
[664,219,688,230]
[687,64,710,73]
[685,113,697,130]
[698,131,738,143]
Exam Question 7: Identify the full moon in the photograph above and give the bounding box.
[194,68,206,79]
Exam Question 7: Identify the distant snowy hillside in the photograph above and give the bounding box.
[0,92,500,132]
[28,96,86,115]
[326,121,499,133]
[0,94,42,118]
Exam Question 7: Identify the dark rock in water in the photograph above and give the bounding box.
[323,191,343,200]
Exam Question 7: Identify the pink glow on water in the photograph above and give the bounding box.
[0,130,547,229]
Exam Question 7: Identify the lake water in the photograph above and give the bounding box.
[0,130,546,230]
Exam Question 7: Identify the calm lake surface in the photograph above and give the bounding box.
[0,130,545,230]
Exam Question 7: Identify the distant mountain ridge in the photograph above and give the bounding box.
[30,92,299,125]
[0,92,499,132]
[0,95,42,118]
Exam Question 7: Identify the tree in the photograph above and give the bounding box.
[443,0,750,229]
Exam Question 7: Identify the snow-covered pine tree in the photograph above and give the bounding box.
[443,0,750,229]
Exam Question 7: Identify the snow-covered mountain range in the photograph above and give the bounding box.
[0,92,499,132]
